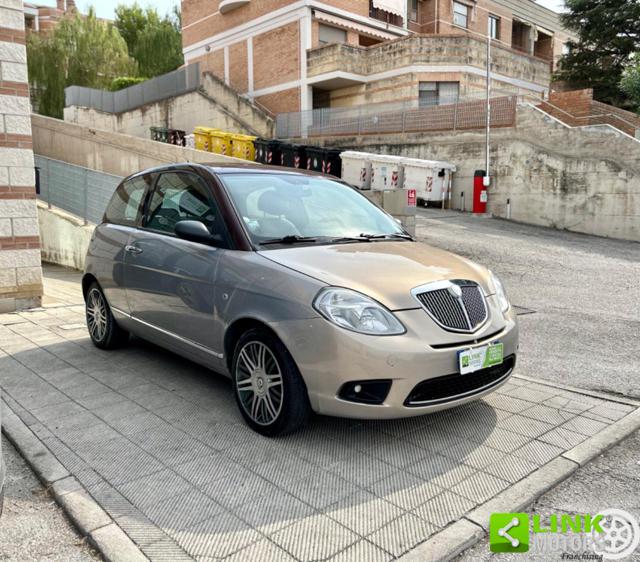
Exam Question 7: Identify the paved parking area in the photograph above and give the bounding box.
[1,266,637,561]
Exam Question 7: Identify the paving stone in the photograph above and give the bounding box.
[143,489,224,532]
[233,489,315,535]
[483,455,539,483]
[279,469,360,510]
[538,427,589,449]
[519,404,576,425]
[172,510,262,559]
[115,512,169,547]
[173,452,245,488]
[224,539,296,562]
[368,471,443,511]
[412,489,478,527]
[559,415,610,437]
[502,414,555,438]
[441,441,505,469]
[324,490,403,536]
[118,468,195,512]
[270,513,360,562]
[139,538,195,562]
[512,439,565,466]
[325,452,397,487]
[367,513,437,558]
[328,539,393,562]
[451,472,510,504]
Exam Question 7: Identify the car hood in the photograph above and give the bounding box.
[258,241,492,310]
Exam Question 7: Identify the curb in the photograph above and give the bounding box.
[1,401,149,562]
[513,375,640,408]
[398,406,640,562]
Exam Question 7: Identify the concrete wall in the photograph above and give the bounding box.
[37,201,94,270]
[309,104,640,242]
[63,73,275,141]
[0,0,43,312]
[32,113,244,178]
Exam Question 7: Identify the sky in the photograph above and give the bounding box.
[38,0,565,20]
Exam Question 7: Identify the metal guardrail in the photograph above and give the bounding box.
[64,63,201,115]
[36,156,123,225]
[276,91,523,139]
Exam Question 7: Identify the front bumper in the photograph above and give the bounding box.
[269,298,519,419]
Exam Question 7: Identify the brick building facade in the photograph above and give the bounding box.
[0,0,43,312]
[23,0,76,33]
[181,0,573,115]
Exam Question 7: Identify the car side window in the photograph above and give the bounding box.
[104,175,150,226]
[145,172,230,247]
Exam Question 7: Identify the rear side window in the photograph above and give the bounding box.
[104,176,150,226]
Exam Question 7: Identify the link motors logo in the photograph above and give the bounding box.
[490,509,640,560]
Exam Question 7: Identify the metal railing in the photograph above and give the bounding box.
[36,156,123,225]
[64,63,201,114]
[276,90,524,139]
[538,99,640,140]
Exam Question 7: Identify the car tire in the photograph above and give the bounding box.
[232,328,311,437]
[85,282,129,350]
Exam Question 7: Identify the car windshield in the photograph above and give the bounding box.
[220,173,406,246]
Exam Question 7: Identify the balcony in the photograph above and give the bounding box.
[369,0,404,28]
[307,35,552,90]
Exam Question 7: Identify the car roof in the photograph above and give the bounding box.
[124,162,335,182]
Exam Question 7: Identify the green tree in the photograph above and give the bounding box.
[115,4,183,78]
[555,0,640,109]
[28,8,135,118]
[620,60,640,110]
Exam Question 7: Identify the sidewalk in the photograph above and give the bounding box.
[1,265,638,562]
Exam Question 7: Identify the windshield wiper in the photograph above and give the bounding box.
[260,235,318,246]
[357,233,415,241]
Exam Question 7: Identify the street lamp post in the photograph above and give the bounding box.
[484,33,491,188]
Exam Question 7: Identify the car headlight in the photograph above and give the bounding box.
[313,287,405,335]
[489,271,510,313]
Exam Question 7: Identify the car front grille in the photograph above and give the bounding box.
[414,281,488,333]
[404,355,516,407]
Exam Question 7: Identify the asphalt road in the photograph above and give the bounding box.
[415,209,640,400]
[0,435,99,562]
[413,209,640,561]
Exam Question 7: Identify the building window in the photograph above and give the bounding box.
[318,24,348,45]
[453,2,469,28]
[562,42,571,55]
[489,15,500,40]
[409,0,418,21]
[419,82,460,107]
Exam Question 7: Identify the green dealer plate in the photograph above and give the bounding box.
[458,342,504,375]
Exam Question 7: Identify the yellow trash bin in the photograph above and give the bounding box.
[209,130,233,157]
[230,134,257,161]
[193,127,217,152]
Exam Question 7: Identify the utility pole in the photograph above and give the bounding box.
[484,32,491,188]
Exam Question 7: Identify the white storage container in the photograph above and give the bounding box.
[370,155,405,191]
[401,157,456,204]
[340,151,375,190]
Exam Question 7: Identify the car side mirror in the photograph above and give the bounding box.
[175,220,221,246]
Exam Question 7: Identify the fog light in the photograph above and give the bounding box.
[338,380,392,405]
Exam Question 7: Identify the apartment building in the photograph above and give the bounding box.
[23,0,76,33]
[0,0,43,312]
[182,0,573,115]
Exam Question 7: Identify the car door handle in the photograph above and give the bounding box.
[125,245,143,255]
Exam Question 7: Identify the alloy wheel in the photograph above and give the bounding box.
[235,341,284,426]
[86,288,107,342]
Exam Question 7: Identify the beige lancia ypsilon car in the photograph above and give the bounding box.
[83,163,518,436]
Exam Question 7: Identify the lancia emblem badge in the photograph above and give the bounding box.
[447,283,463,298]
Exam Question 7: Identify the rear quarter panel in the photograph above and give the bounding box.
[84,224,131,312]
